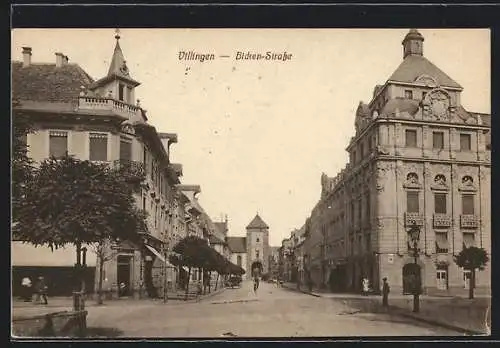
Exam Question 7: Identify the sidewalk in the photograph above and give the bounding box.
[12,286,227,319]
[281,282,491,335]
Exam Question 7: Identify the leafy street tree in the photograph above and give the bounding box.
[14,154,147,298]
[454,246,489,299]
[12,102,34,223]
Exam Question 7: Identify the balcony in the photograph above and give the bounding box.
[404,212,424,227]
[433,214,452,228]
[78,96,142,119]
[460,214,478,228]
[113,159,145,182]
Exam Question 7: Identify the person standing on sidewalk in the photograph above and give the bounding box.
[382,277,390,307]
[21,276,33,302]
[35,276,48,305]
[362,277,370,296]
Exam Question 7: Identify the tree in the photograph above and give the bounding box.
[14,154,147,294]
[12,102,35,224]
[454,246,489,299]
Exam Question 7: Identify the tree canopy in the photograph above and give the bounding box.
[12,104,35,222]
[454,246,489,271]
[14,154,147,250]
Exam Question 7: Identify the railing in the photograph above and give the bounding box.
[433,214,452,228]
[78,96,141,119]
[113,159,145,177]
[460,214,478,228]
[404,212,424,227]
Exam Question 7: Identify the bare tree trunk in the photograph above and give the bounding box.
[185,267,191,301]
[215,273,219,291]
[97,251,104,305]
[470,268,475,300]
[208,271,212,293]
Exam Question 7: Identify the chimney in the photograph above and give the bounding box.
[22,47,32,67]
[55,52,64,67]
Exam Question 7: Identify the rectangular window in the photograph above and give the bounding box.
[405,90,413,99]
[422,91,427,100]
[256,250,260,259]
[407,191,419,213]
[460,133,471,151]
[118,84,124,101]
[49,131,68,158]
[142,196,146,211]
[433,131,444,149]
[435,232,449,253]
[405,129,417,147]
[462,194,475,214]
[119,138,132,160]
[434,193,447,214]
[127,87,132,103]
[89,133,108,161]
[463,232,475,248]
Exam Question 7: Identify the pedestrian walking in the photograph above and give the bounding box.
[21,276,33,302]
[362,277,370,296]
[382,277,390,307]
[35,276,48,305]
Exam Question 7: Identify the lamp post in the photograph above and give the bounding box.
[407,222,421,313]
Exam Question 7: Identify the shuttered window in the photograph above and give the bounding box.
[89,133,108,161]
[435,232,448,253]
[49,131,68,158]
[463,233,475,248]
[433,132,444,149]
[120,138,132,160]
[462,194,475,214]
[405,129,417,147]
[434,193,447,214]
[407,191,419,213]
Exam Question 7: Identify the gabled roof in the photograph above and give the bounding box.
[209,234,226,245]
[246,214,269,229]
[12,62,94,103]
[226,237,246,253]
[388,55,462,89]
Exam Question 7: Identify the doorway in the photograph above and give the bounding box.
[463,269,472,290]
[117,255,131,297]
[403,263,421,295]
[436,269,448,290]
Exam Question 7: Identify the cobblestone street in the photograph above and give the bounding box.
[81,281,460,337]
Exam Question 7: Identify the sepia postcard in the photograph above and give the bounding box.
[11,28,491,339]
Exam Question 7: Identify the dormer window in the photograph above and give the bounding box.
[118,83,125,101]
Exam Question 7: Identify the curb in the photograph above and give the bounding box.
[194,287,227,303]
[282,284,485,335]
[394,310,485,336]
[281,284,321,297]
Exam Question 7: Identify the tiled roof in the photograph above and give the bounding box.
[209,234,225,245]
[226,237,246,253]
[389,55,462,89]
[12,62,94,103]
[246,214,269,229]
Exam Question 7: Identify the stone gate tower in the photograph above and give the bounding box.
[245,213,270,279]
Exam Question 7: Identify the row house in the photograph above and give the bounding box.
[301,29,491,295]
[10,32,196,299]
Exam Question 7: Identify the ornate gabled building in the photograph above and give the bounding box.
[305,29,491,295]
[11,31,188,299]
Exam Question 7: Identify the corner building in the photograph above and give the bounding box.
[323,29,490,295]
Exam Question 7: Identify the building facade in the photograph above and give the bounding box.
[11,32,200,299]
[302,29,491,295]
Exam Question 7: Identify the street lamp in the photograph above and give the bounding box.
[407,222,421,313]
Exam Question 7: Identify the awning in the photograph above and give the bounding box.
[145,244,174,267]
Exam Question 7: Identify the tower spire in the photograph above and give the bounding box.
[107,28,129,77]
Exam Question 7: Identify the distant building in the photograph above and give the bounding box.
[226,214,273,279]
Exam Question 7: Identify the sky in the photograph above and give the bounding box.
[11,29,490,247]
